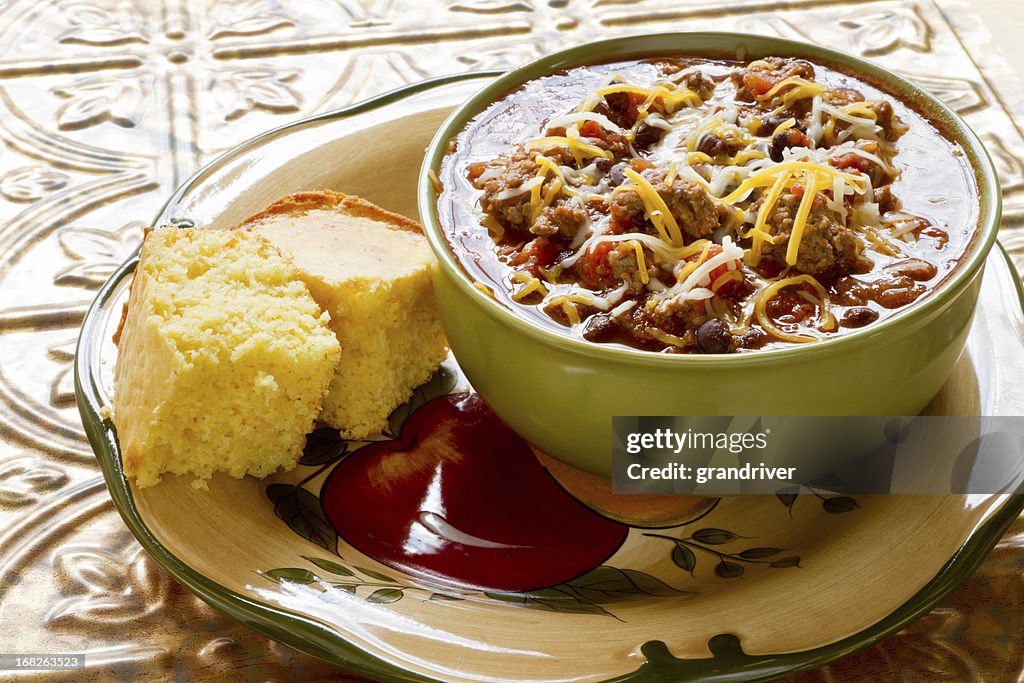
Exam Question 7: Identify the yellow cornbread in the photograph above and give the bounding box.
[237,191,448,440]
[113,228,340,488]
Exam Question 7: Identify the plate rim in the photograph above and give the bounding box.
[75,71,1024,683]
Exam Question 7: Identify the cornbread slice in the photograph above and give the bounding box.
[113,228,340,488]
[237,190,448,440]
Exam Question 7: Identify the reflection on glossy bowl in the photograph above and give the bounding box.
[419,32,1001,477]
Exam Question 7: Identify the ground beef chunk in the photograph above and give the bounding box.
[592,130,632,158]
[655,172,720,239]
[656,61,716,98]
[732,58,816,100]
[642,292,703,333]
[864,100,907,141]
[471,148,542,230]
[607,241,656,294]
[679,70,716,100]
[822,88,865,106]
[532,197,588,238]
[471,146,587,236]
[758,190,859,274]
[610,183,646,225]
[610,171,719,239]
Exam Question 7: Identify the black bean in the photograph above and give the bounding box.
[633,123,664,151]
[608,163,627,187]
[873,185,899,214]
[582,314,618,342]
[768,131,790,162]
[840,307,879,328]
[696,318,732,354]
[757,114,806,137]
[738,327,768,350]
[696,133,728,158]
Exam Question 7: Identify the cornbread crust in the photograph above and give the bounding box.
[113,228,341,488]
[237,190,448,440]
[240,189,423,235]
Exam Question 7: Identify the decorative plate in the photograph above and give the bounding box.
[76,74,1024,682]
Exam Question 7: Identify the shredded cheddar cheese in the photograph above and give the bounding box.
[757,77,826,107]
[591,83,702,111]
[786,171,819,266]
[745,169,792,265]
[631,241,650,284]
[526,136,612,162]
[721,160,866,204]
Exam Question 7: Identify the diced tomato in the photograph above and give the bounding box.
[831,153,871,173]
[743,72,777,98]
[787,129,812,148]
[629,158,654,172]
[579,120,603,138]
[787,183,826,209]
[511,237,558,277]
[578,241,614,287]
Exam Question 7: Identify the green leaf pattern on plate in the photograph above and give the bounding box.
[261,559,690,620]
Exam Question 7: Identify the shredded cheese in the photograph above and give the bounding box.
[785,171,819,266]
[648,328,690,348]
[754,274,833,343]
[654,237,745,307]
[526,136,612,162]
[510,271,548,301]
[592,83,702,111]
[609,299,638,318]
[746,169,791,265]
[631,241,650,284]
[547,111,626,135]
[757,78,826,107]
[720,160,866,204]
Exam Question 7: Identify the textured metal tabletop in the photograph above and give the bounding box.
[1,0,1022,680]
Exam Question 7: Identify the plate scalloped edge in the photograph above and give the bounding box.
[76,73,1024,683]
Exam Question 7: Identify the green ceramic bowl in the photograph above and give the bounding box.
[418,32,1002,478]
